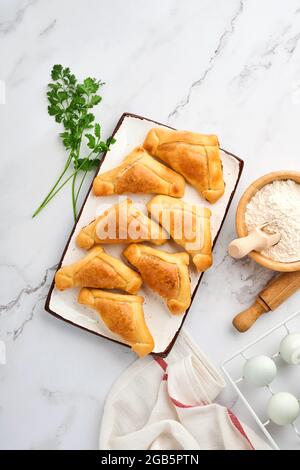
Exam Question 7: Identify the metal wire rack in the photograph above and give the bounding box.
[222,310,300,450]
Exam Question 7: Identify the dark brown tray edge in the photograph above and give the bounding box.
[45,112,244,358]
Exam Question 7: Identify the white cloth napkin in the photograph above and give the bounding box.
[100,330,270,450]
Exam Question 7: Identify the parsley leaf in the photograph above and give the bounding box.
[75,158,100,171]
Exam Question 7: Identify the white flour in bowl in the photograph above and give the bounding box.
[245,179,300,262]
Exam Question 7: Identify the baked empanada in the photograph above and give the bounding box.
[78,288,154,357]
[123,244,191,315]
[147,195,212,272]
[55,246,142,293]
[76,199,168,249]
[144,128,225,203]
[93,146,185,197]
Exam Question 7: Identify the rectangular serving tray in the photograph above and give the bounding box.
[45,113,244,357]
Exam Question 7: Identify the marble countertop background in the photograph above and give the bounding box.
[1,0,300,450]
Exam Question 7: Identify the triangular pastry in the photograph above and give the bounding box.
[78,288,154,357]
[144,128,225,203]
[93,146,185,197]
[123,244,191,315]
[55,246,142,293]
[76,199,168,250]
[147,195,212,272]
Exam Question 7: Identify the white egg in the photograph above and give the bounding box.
[267,392,300,426]
[279,333,300,365]
[243,355,277,387]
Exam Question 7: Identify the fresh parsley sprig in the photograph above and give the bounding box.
[32,64,115,221]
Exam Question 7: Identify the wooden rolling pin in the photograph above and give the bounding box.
[233,271,300,332]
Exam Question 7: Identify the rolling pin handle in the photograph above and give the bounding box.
[232,300,267,332]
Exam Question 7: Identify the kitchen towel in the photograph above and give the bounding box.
[100,330,270,450]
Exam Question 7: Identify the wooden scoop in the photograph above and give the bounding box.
[233,271,300,332]
[228,224,280,259]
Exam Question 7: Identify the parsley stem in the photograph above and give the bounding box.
[32,154,73,218]
[33,159,89,216]
[71,171,78,221]
[75,170,88,206]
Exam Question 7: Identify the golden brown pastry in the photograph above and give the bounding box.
[123,244,191,315]
[78,288,154,357]
[93,146,185,197]
[144,128,225,203]
[76,199,168,250]
[147,195,212,272]
[55,246,142,293]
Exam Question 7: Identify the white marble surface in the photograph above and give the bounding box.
[0,0,300,450]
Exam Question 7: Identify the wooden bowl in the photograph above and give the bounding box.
[236,171,300,272]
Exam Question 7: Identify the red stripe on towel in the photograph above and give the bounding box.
[170,396,207,408]
[227,409,255,450]
[170,397,197,408]
[154,357,168,371]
